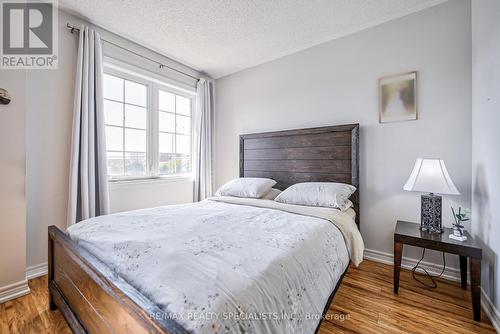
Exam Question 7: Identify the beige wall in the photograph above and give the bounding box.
[0,70,27,289]
[215,0,472,267]
[25,12,78,271]
[472,0,500,314]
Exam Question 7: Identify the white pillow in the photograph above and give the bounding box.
[275,182,356,211]
[215,178,277,198]
[262,188,282,200]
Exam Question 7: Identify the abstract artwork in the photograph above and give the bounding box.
[379,71,417,123]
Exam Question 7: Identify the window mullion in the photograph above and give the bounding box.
[173,94,177,175]
[122,79,126,177]
[147,82,152,176]
[151,84,159,177]
[104,65,194,180]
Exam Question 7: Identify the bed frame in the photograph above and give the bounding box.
[240,124,360,227]
[48,123,360,333]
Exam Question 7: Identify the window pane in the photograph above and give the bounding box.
[176,135,191,155]
[105,126,123,151]
[159,111,175,133]
[175,157,191,173]
[125,80,147,106]
[125,129,146,152]
[104,74,123,101]
[159,90,175,112]
[176,114,191,135]
[159,153,175,175]
[159,132,174,153]
[125,152,146,175]
[125,104,146,129]
[104,100,123,126]
[107,151,124,176]
[176,95,191,116]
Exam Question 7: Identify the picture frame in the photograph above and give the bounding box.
[379,71,417,123]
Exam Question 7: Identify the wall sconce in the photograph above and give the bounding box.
[0,88,11,105]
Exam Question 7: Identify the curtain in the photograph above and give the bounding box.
[67,26,109,227]
[193,79,214,201]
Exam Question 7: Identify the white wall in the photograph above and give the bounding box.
[215,0,472,266]
[472,0,500,313]
[25,10,197,270]
[108,178,193,213]
[0,70,27,294]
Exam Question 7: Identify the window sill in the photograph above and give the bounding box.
[108,175,194,187]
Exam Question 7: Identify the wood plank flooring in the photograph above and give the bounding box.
[319,260,495,334]
[0,260,495,333]
[0,276,71,334]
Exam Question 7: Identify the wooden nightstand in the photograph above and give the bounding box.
[393,220,482,321]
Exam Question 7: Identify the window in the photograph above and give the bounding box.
[103,74,148,177]
[158,90,192,175]
[103,67,194,180]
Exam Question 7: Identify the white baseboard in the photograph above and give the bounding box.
[0,262,47,304]
[364,248,462,282]
[481,289,500,333]
[0,279,30,304]
[365,248,500,332]
[26,262,48,280]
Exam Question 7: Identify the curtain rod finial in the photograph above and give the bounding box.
[67,22,79,34]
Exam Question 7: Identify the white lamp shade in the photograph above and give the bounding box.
[403,158,460,195]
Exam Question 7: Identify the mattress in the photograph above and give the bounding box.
[67,197,363,334]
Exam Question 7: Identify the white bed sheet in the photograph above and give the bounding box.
[67,198,361,334]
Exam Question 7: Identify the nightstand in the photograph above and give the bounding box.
[393,220,482,321]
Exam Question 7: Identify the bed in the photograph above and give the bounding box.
[48,123,361,334]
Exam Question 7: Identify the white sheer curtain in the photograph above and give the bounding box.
[67,26,109,227]
[193,78,214,201]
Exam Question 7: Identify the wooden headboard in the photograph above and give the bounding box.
[239,124,360,227]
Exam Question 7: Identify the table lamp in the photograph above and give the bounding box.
[403,158,460,233]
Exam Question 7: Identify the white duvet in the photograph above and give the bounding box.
[67,197,364,334]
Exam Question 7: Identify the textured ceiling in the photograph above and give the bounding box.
[60,0,447,78]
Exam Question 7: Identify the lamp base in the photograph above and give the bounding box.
[420,193,443,233]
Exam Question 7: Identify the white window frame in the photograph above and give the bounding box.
[103,60,195,183]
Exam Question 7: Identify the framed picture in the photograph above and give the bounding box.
[379,71,417,123]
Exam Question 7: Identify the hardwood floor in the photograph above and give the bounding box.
[0,260,495,333]
[0,276,71,334]
[319,261,495,334]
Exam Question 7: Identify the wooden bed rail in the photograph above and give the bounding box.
[48,225,187,334]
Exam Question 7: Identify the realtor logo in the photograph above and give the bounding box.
[1,0,58,69]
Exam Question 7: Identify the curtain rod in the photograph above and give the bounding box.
[66,23,200,81]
